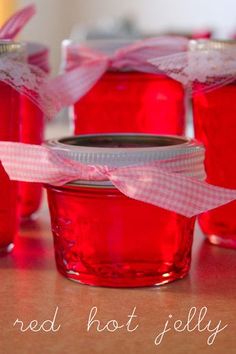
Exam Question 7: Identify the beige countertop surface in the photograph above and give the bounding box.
[0,198,235,354]
[0,122,235,354]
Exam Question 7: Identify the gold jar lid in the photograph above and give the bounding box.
[0,40,26,60]
[189,39,236,51]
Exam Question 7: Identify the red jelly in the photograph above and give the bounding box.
[193,82,236,248]
[73,71,185,135]
[20,43,50,219]
[45,134,200,287]
[0,41,24,254]
[64,40,186,136]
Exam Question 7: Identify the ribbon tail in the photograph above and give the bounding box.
[45,59,108,111]
[108,166,236,217]
[0,142,73,185]
[114,36,189,73]
[0,4,36,39]
[0,142,101,186]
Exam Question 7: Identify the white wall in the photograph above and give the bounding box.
[19,0,236,73]
[72,0,236,35]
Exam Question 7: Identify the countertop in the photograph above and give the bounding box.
[0,198,235,354]
[0,122,235,354]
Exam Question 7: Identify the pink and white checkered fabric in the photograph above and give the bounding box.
[0,4,58,118]
[0,4,36,39]
[47,37,236,108]
[0,141,236,217]
[46,36,188,110]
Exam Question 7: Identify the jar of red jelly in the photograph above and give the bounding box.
[192,40,236,249]
[45,134,201,287]
[20,42,50,219]
[63,40,186,136]
[0,40,25,254]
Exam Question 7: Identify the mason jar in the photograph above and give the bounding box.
[0,40,25,254]
[45,133,203,287]
[192,39,236,248]
[20,42,50,219]
[63,40,186,136]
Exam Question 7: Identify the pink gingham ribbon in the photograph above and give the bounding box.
[0,4,50,72]
[0,3,59,117]
[0,141,236,217]
[0,3,36,39]
[47,37,188,110]
[47,37,236,104]
[27,43,50,73]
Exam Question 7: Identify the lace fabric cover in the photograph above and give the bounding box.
[0,4,58,117]
[149,40,236,94]
[51,37,236,111]
[0,52,59,118]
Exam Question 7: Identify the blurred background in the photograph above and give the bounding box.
[1,0,236,74]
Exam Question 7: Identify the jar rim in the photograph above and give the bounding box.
[0,40,26,56]
[45,133,204,188]
[45,133,203,166]
[189,39,236,51]
[47,133,194,152]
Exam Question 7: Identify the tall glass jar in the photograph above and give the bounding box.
[20,42,50,220]
[45,134,203,287]
[192,40,236,248]
[63,40,186,136]
[0,40,25,254]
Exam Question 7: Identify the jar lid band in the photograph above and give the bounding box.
[46,134,204,176]
[0,40,26,57]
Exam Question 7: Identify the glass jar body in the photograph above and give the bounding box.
[46,183,195,287]
[0,81,20,254]
[20,96,44,219]
[73,71,186,135]
[19,43,49,219]
[193,82,236,248]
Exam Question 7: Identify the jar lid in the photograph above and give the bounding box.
[45,133,204,167]
[62,38,136,56]
[189,39,236,51]
[0,40,26,57]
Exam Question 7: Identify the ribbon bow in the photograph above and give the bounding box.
[47,36,189,111]
[0,141,236,218]
[0,3,36,39]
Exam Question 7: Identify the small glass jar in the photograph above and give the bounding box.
[45,134,202,287]
[20,42,50,219]
[192,40,236,248]
[63,40,186,136]
[0,40,25,254]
